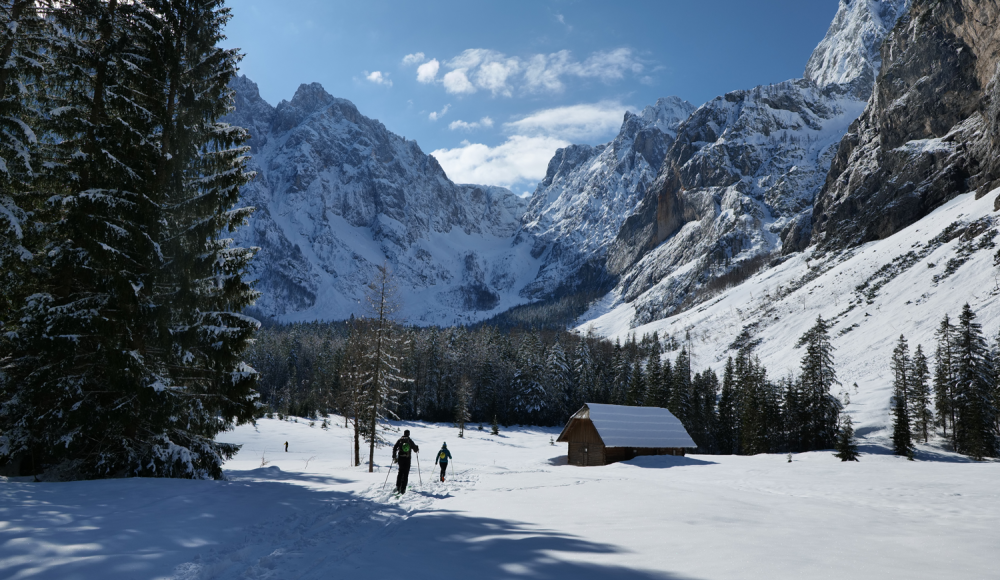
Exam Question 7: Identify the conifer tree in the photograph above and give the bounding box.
[513,332,546,423]
[910,344,934,444]
[669,346,692,422]
[643,341,663,407]
[952,304,998,460]
[794,315,841,450]
[933,314,957,442]
[2,0,258,479]
[834,414,860,461]
[545,340,571,416]
[626,360,645,406]
[717,357,738,454]
[890,335,913,457]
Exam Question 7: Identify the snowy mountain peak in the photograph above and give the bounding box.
[225,78,542,324]
[804,0,910,93]
[639,96,697,137]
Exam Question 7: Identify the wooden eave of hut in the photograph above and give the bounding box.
[556,403,697,466]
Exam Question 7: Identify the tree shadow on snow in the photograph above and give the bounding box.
[622,456,717,469]
[382,509,704,580]
[0,472,708,580]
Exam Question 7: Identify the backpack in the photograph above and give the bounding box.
[400,440,411,456]
[438,450,447,462]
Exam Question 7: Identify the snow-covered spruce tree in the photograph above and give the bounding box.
[834,414,860,462]
[513,331,547,424]
[361,263,408,473]
[545,340,572,416]
[625,359,645,406]
[2,0,259,479]
[952,304,998,460]
[890,334,914,457]
[933,314,958,443]
[0,0,51,330]
[794,315,841,450]
[691,368,719,453]
[2,0,167,478]
[910,344,934,444]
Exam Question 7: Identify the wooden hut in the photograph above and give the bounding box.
[556,403,696,466]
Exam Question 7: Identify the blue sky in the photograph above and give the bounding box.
[222,0,840,195]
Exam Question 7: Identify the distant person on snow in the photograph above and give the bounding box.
[392,430,419,494]
[435,443,452,482]
[284,441,288,452]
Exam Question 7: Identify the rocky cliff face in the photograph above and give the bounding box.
[811,0,1000,249]
[517,97,695,298]
[226,77,539,324]
[592,0,909,326]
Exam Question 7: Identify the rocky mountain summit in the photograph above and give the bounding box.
[812,0,1000,248]
[518,97,695,299]
[226,78,538,324]
[579,0,910,326]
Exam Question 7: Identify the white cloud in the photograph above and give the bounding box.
[431,135,571,189]
[364,71,392,87]
[428,104,450,121]
[416,59,439,83]
[505,101,629,142]
[448,117,494,131]
[442,69,476,94]
[402,52,426,66]
[421,47,643,97]
[556,14,572,31]
[432,101,630,191]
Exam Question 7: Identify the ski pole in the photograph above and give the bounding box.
[416,452,422,485]
[382,459,395,490]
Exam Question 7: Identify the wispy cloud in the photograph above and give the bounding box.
[364,71,392,87]
[406,47,643,97]
[449,117,494,131]
[402,52,426,66]
[505,101,628,141]
[428,104,451,121]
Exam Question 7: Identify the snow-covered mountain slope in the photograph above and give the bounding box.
[226,77,540,325]
[518,97,695,298]
[804,0,910,95]
[583,188,1000,438]
[579,0,910,328]
[5,417,998,579]
[812,0,1000,249]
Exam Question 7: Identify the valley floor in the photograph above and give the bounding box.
[0,417,996,579]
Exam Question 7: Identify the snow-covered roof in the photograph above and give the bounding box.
[563,403,696,448]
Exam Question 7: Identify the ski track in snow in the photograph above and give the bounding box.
[1,417,998,579]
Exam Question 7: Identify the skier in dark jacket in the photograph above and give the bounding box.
[392,430,419,494]
[435,442,452,482]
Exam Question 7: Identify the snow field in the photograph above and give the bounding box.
[1,416,997,579]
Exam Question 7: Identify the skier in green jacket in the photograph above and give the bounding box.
[434,442,452,482]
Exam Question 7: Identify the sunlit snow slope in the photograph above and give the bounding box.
[582,189,1000,439]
